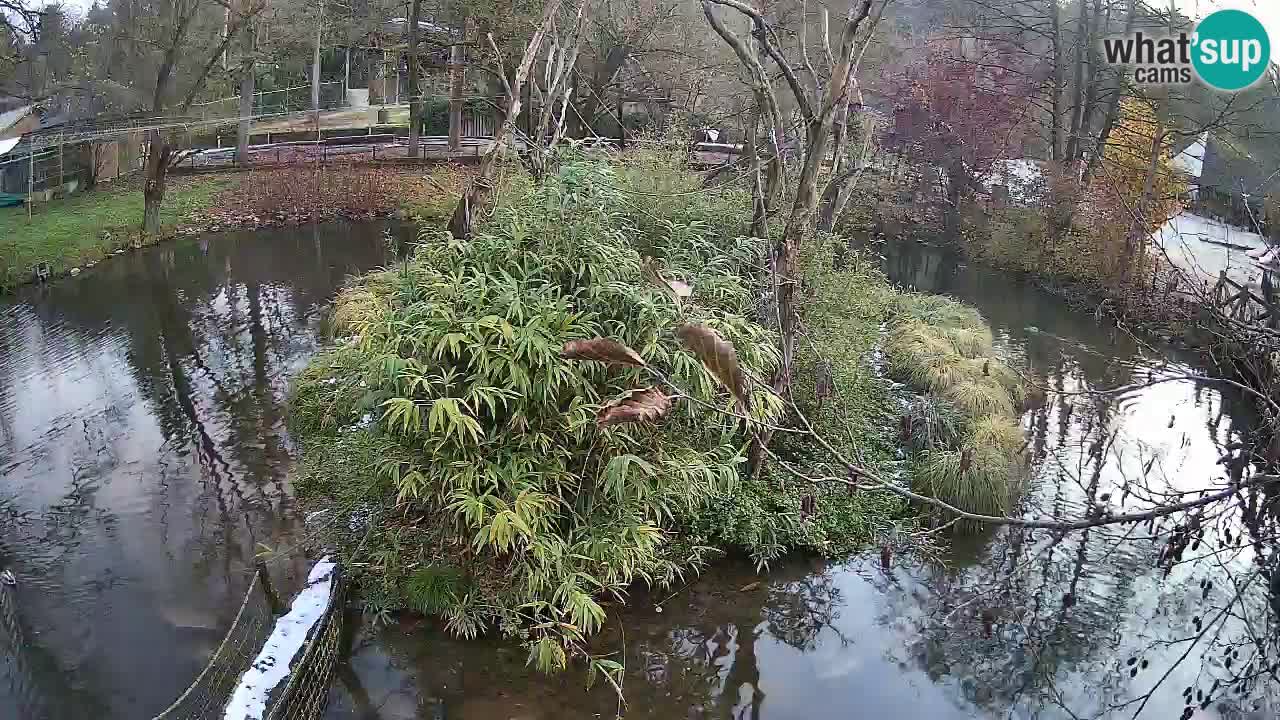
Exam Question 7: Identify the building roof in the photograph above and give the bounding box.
[0,105,34,133]
[1170,131,1207,179]
[1200,133,1280,200]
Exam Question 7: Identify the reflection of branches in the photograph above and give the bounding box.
[1114,570,1260,720]
[887,407,1278,718]
[763,572,843,651]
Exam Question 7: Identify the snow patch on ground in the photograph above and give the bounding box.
[981,159,1046,205]
[223,557,337,720]
[1151,212,1269,288]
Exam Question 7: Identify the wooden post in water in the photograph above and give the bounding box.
[255,559,285,615]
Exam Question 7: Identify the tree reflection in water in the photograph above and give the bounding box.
[0,221,398,718]
[327,235,1279,720]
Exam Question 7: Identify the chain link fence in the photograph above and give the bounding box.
[150,558,345,720]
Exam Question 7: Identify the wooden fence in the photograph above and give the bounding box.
[1212,270,1279,328]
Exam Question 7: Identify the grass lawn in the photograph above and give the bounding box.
[0,175,232,291]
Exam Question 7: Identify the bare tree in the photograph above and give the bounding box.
[447,0,567,240]
[522,0,588,178]
[406,0,423,157]
[699,0,880,403]
[235,0,257,166]
[0,0,38,90]
[141,0,262,235]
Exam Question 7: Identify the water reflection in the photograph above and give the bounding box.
[324,238,1275,719]
[0,222,394,718]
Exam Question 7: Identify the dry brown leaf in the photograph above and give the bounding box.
[668,279,693,298]
[814,361,834,405]
[739,581,762,592]
[596,387,673,427]
[642,257,693,300]
[676,323,749,409]
[561,338,646,367]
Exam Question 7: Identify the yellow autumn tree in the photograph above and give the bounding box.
[1074,98,1188,282]
[1094,98,1188,232]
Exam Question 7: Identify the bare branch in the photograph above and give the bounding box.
[704,0,815,122]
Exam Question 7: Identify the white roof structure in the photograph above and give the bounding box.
[384,17,459,39]
[0,104,33,135]
[1171,131,1208,180]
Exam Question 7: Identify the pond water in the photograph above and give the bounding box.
[322,239,1273,720]
[0,222,396,718]
[0,226,1272,720]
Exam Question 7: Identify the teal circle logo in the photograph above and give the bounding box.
[1192,9,1271,91]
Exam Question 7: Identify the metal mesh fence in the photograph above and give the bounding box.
[150,559,345,720]
[150,580,276,720]
[268,568,344,720]
[191,82,348,123]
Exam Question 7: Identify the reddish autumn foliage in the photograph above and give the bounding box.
[882,39,1041,183]
[184,164,475,232]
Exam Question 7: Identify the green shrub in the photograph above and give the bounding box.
[914,444,1020,519]
[292,152,780,670]
[722,237,913,561]
[291,144,1030,669]
[902,396,966,453]
[887,293,1028,524]
[415,97,490,135]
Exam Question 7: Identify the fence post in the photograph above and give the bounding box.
[27,147,33,219]
[448,44,464,152]
[616,98,625,151]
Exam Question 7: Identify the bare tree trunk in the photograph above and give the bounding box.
[407,0,423,157]
[1075,0,1103,155]
[776,4,874,391]
[1064,0,1089,164]
[816,176,850,232]
[523,3,585,179]
[1048,0,1062,165]
[817,164,867,233]
[448,0,566,239]
[1123,121,1165,281]
[701,0,875,411]
[1082,0,1136,188]
[312,0,324,126]
[744,104,768,238]
[143,2,256,235]
[448,43,464,151]
[943,160,967,237]
[236,12,256,166]
[142,134,171,236]
[817,72,870,233]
